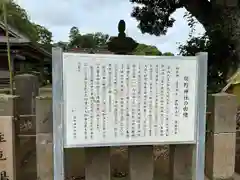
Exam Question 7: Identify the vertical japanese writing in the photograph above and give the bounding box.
[143,65,148,137]
[77,62,81,72]
[96,65,100,131]
[165,66,171,136]
[120,64,124,137]
[154,65,159,137]
[148,65,153,136]
[90,66,94,140]
[102,65,107,139]
[0,132,7,180]
[0,133,6,143]
[160,65,165,136]
[69,59,198,144]
[131,64,137,138]
[137,64,141,137]
[183,76,189,118]
[113,64,118,138]
[125,64,130,138]
[83,63,88,140]
[72,109,77,139]
[108,64,112,113]
[0,150,6,161]
[174,67,180,134]
[0,171,8,180]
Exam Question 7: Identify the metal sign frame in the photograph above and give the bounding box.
[52,47,208,180]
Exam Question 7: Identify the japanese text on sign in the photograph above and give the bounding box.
[0,132,6,161]
[63,54,198,147]
[0,132,8,180]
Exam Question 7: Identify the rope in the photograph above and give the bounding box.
[2,1,14,94]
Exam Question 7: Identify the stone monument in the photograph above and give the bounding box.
[107,20,138,54]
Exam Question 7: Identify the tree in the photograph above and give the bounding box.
[0,0,39,41]
[69,26,79,41]
[0,0,53,85]
[68,26,81,48]
[33,24,53,51]
[68,26,110,49]
[129,0,239,90]
[134,43,162,55]
[0,1,53,50]
[34,24,52,44]
[162,52,174,56]
[92,32,110,48]
[53,41,68,50]
[179,33,237,92]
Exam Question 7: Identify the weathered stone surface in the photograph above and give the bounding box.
[205,133,236,179]
[169,144,195,180]
[0,95,17,116]
[128,146,153,180]
[36,133,53,180]
[36,96,52,133]
[15,74,39,116]
[85,147,111,180]
[15,74,39,180]
[207,93,237,133]
[64,148,85,179]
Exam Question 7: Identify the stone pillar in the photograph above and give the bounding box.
[205,93,237,179]
[65,148,85,179]
[128,146,153,180]
[85,147,111,180]
[15,74,39,180]
[0,95,16,116]
[0,94,18,180]
[169,144,196,180]
[15,74,39,134]
[36,96,53,180]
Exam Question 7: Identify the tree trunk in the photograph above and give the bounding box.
[198,5,240,77]
[220,7,240,63]
[184,0,240,63]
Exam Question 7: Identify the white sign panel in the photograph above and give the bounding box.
[63,53,198,147]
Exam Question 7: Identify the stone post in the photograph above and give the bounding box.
[15,74,39,180]
[85,147,111,180]
[169,144,196,180]
[36,96,53,180]
[0,94,18,180]
[15,74,39,135]
[205,93,237,179]
[128,146,153,180]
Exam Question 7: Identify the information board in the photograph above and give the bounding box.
[63,53,198,147]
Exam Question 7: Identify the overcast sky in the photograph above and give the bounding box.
[16,0,205,54]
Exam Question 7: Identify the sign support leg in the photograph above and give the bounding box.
[195,52,208,180]
[52,47,65,180]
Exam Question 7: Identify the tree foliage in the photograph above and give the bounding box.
[179,33,237,92]
[68,27,110,49]
[162,52,174,56]
[0,0,53,50]
[33,24,52,49]
[56,26,171,56]
[134,43,162,55]
[130,0,239,92]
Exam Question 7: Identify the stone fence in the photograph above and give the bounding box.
[0,74,238,180]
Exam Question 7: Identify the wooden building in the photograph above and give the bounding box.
[0,21,51,88]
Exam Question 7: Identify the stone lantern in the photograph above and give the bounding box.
[107,20,138,54]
